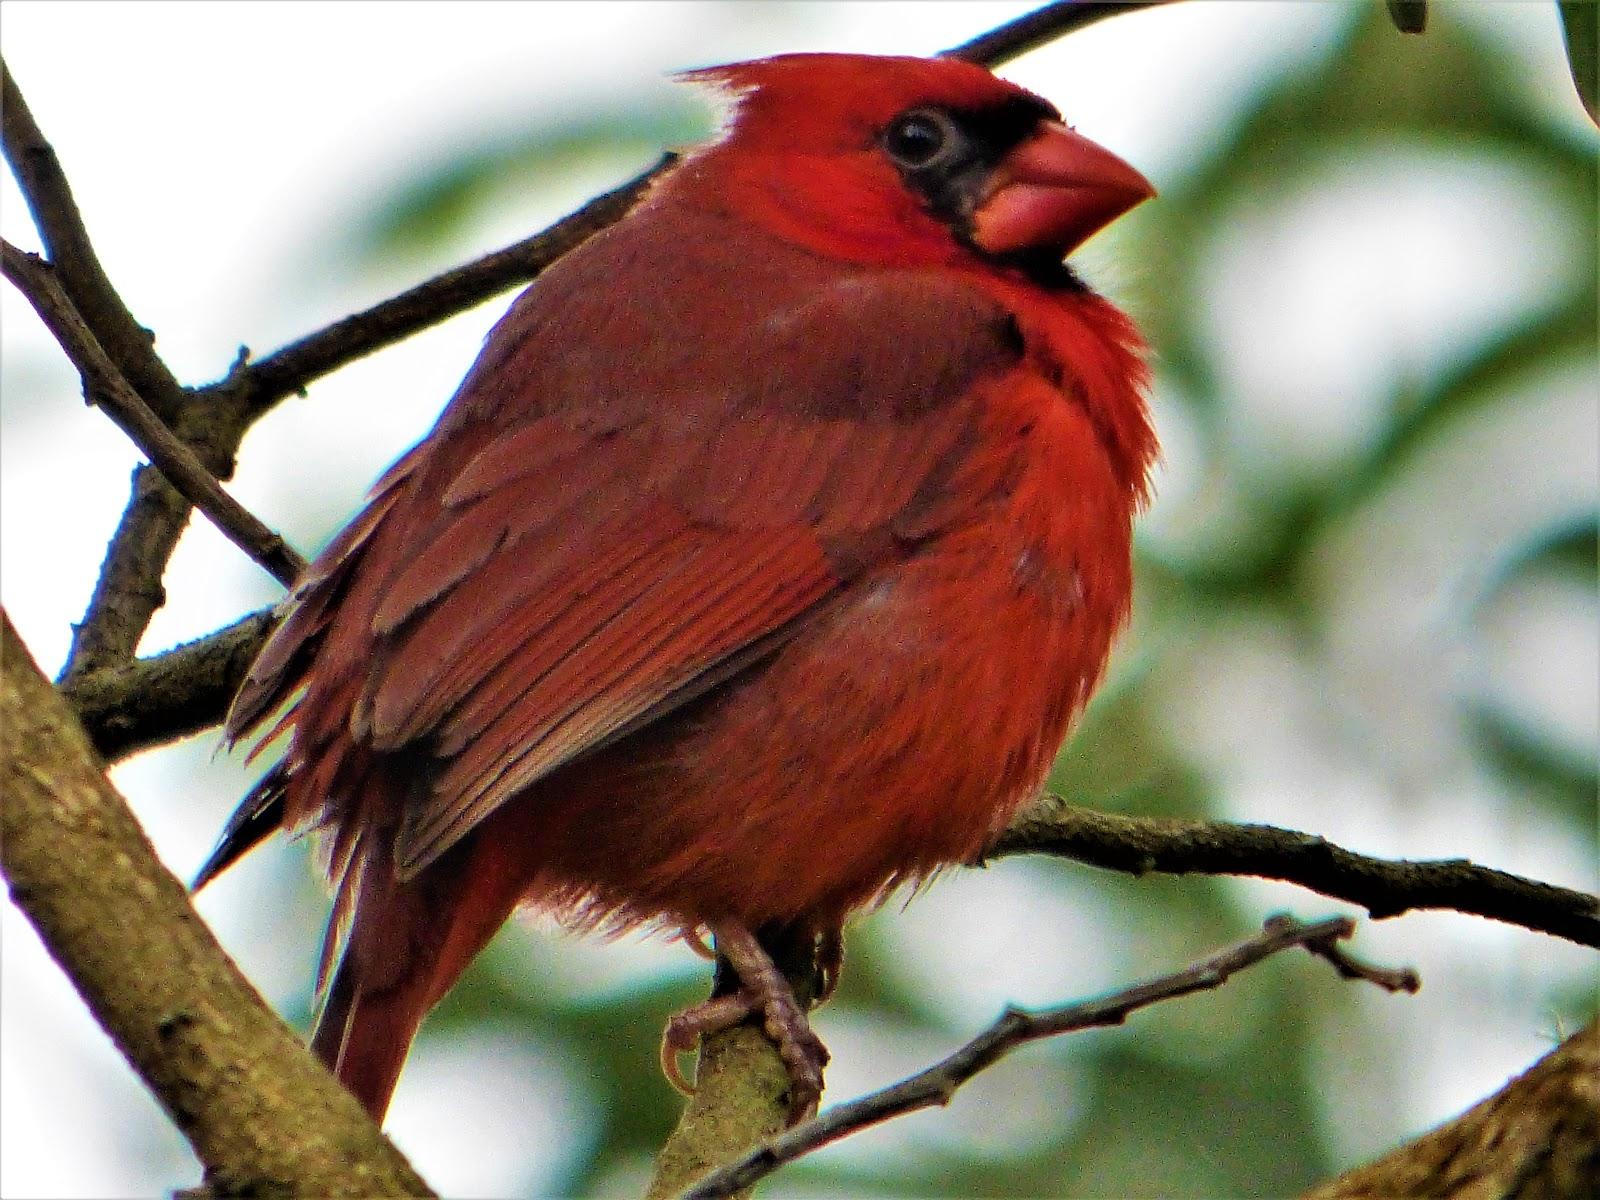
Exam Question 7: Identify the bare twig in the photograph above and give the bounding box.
[676,915,1406,1200]
[1,57,185,421]
[2,242,306,588]
[1265,913,1420,992]
[991,795,1600,948]
[213,158,672,422]
[944,0,1174,66]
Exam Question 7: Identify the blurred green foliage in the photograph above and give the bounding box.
[316,3,1595,1196]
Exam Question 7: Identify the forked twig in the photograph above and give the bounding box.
[1,242,306,588]
[676,915,1413,1200]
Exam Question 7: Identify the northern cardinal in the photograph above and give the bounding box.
[196,52,1156,1125]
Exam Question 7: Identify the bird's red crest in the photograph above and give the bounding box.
[676,52,1057,151]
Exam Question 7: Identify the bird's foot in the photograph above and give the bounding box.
[660,992,753,1094]
[658,923,831,1123]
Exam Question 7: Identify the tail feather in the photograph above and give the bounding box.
[308,826,529,1122]
[191,763,290,892]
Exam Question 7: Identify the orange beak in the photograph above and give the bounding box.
[970,121,1154,257]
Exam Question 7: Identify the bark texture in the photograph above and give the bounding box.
[0,612,432,1199]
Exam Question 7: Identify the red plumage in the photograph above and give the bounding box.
[200,52,1157,1123]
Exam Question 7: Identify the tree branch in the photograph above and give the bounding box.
[60,462,199,680]
[2,64,268,680]
[945,0,1174,66]
[61,608,277,759]
[991,794,1600,948]
[675,915,1412,1200]
[1304,1019,1598,1200]
[0,612,432,1198]
[210,158,671,422]
[2,242,306,588]
[1,57,186,422]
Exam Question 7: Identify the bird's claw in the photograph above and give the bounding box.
[764,1001,829,1123]
[659,992,757,1094]
[661,923,834,1123]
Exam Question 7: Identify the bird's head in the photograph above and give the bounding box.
[673,52,1153,282]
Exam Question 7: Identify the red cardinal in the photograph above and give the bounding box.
[196,52,1156,1125]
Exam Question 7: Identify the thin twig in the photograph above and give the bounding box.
[211,158,671,422]
[676,915,1405,1200]
[1265,913,1421,992]
[1,57,185,421]
[990,795,1600,948]
[2,243,306,588]
[944,0,1174,66]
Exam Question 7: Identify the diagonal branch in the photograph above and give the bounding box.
[991,794,1600,948]
[1305,1019,1599,1199]
[1,57,186,422]
[2,242,306,588]
[1,612,432,1198]
[674,915,1412,1200]
[212,158,671,422]
[3,63,269,679]
[946,0,1175,66]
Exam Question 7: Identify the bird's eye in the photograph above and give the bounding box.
[883,109,959,169]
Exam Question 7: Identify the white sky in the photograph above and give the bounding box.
[2,3,1594,1197]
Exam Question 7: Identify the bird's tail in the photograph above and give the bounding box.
[310,824,528,1122]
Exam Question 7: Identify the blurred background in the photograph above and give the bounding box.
[2,2,1594,1196]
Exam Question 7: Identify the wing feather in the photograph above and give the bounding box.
[403,525,835,872]
[236,214,1029,877]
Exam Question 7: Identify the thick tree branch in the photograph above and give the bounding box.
[1,243,306,588]
[62,608,277,759]
[675,915,1413,1200]
[0,612,432,1198]
[1,57,186,422]
[992,794,1600,948]
[1304,1019,1598,1200]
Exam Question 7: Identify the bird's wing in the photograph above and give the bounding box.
[228,232,1024,877]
